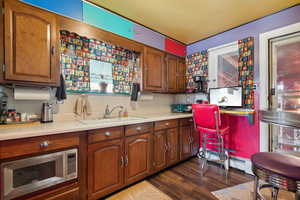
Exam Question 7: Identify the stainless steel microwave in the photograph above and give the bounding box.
[1,148,78,200]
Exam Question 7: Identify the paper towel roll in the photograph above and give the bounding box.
[14,87,50,100]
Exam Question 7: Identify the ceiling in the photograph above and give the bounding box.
[88,0,300,44]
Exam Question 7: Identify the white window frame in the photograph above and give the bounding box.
[208,41,239,89]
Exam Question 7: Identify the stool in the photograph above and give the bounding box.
[192,104,230,175]
[251,152,300,200]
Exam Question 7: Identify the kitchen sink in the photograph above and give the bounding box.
[79,117,145,125]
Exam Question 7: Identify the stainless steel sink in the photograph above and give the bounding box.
[79,117,145,125]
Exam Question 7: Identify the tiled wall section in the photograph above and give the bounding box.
[21,0,186,57]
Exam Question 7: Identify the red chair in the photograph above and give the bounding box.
[192,104,230,175]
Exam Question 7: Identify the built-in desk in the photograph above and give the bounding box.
[220,108,255,124]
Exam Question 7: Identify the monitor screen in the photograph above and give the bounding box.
[209,86,243,107]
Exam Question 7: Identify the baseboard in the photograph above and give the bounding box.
[206,151,253,175]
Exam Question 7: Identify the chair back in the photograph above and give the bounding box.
[192,104,221,129]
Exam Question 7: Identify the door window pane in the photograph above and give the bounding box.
[217,51,239,87]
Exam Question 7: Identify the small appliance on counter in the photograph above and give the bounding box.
[193,75,207,93]
[41,102,53,123]
[0,90,8,124]
[171,104,192,113]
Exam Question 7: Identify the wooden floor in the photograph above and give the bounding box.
[147,157,253,200]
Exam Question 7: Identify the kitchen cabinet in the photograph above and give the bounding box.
[177,58,187,92]
[143,47,166,92]
[124,133,151,184]
[180,118,199,160]
[153,120,179,171]
[3,0,59,85]
[88,139,124,199]
[166,54,178,92]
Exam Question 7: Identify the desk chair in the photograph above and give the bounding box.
[192,104,230,175]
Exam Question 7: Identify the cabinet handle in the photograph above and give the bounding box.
[51,46,55,55]
[125,155,129,167]
[104,131,111,136]
[136,126,142,131]
[120,156,124,167]
[164,144,168,152]
[189,119,193,122]
[190,136,194,144]
[165,123,169,126]
[40,141,49,148]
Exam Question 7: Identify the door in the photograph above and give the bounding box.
[180,125,192,160]
[153,131,167,171]
[143,47,165,91]
[124,133,151,184]
[269,32,300,155]
[191,128,200,156]
[88,139,124,199]
[166,54,178,92]
[177,58,187,92]
[166,128,179,166]
[4,0,58,85]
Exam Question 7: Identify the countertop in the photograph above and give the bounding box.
[0,113,192,141]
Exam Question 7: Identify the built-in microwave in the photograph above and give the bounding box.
[1,148,78,200]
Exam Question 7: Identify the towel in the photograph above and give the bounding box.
[74,95,91,118]
[55,74,67,101]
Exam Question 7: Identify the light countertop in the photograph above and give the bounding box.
[0,113,192,141]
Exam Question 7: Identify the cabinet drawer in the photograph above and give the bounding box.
[88,126,124,144]
[154,120,178,131]
[180,118,194,126]
[125,123,153,136]
[0,134,80,159]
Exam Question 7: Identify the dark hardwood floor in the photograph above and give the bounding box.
[147,157,254,200]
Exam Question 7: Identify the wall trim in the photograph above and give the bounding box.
[259,22,300,152]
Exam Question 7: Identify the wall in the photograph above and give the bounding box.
[21,0,186,57]
[187,4,300,158]
[0,86,174,122]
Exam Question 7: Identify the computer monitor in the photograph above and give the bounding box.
[209,86,243,107]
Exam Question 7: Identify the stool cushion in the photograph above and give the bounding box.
[251,152,300,180]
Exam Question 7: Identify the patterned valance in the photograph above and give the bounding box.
[60,30,140,94]
[238,37,254,109]
[186,50,209,93]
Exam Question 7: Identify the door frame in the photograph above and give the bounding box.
[259,22,300,152]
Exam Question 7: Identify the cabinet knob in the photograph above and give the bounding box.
[104,132,111,136]
[40,141,49,148]
[136,127,142,131]
[189,119,193,122]
[165,123,169,126]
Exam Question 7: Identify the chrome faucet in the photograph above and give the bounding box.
[103,105,124,118]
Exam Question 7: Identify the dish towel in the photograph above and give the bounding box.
[55,74,67,101]
[74,95,92,118]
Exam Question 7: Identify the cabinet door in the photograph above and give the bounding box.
[88,139,124,199]
[191,128,200,156]
[153,131,167,171]
[124,133,151,184]
[166,128,179,166]
[4,0,58,85]
[166,54,178,92]
[180,125,192,160]
[177,58,187,92]
[143,47,165,91]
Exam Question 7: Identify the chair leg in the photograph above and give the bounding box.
[253,176,259,200]
[295,192,300,200]
[200,134,208,176]
[271,187,279,200]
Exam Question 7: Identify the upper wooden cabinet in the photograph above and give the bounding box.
[166,54,178,92]
[3,0,59,85]
[143,47,165,92]
[177,58,187,92]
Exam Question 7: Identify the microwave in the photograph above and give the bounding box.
[1,148,78,200]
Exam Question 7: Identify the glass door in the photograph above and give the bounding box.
[269,31,300,155]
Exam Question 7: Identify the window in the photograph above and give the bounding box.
[208,42,239,88]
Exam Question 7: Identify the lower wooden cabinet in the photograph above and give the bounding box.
[153,128,179,171]
[180,118,199,160]
[88,131,152,200]
[125,133,151,184]
[88,139,124,200]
